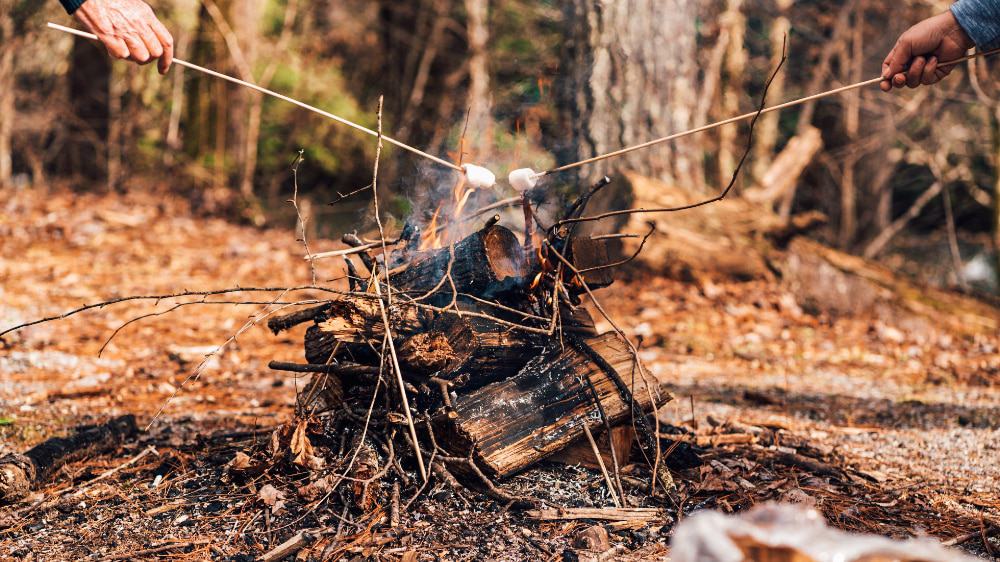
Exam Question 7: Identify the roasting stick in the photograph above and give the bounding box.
[46,22,463,173]
[535,47,1000,178]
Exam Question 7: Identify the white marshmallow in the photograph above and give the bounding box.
[508,168,539,193]
[462,163,496,189]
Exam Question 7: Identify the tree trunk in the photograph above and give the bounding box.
[0,14,13,187]
[717,0,746,184]
[62,38,111,185]
[463,0,492,156]
[751,0,792,181]
[557,0,699,189]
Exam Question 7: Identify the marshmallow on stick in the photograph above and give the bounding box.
[462,164,497,189]
[508,168,539,193]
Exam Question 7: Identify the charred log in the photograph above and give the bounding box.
[0,415,138,504]
[390,224,530,301]
[437,332,669,477]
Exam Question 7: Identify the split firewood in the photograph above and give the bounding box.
[0,414,138,503]
[437,332,669,477]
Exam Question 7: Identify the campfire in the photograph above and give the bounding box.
[266,171,673,504]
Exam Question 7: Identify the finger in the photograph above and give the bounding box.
[906,56,926,88]
[893,73,907,88]
[150,19,174,75]
[122,33,151,64]
[887,37,913,79]
[880,79,892,92]
[921,56,939,85]
[882,46,896,79]
[101,35,131,60]
[138,24,163,61]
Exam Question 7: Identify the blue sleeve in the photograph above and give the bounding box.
[60,0,87,15]
[952,0,1000,49]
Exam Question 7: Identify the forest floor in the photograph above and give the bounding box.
[0,187,998,561]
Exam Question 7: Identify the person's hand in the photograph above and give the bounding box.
[881,11,974,91]
[73,0,174,75]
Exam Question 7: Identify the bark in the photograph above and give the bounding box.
[62,38,112,184]
[838,5,864,249]
[0,18,13,187]
[390,224,530,300]
[438,332,668,477]
[557,0,699,189]
[463,0,492,155]
[717,0,746,183]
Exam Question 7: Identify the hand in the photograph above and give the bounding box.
[881,11,974,91]
[73,0,174,75]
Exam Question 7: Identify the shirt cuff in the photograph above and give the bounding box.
[60,0,88,15]
[952,0,1000,50]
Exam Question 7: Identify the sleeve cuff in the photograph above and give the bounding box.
[952,0,1000,50]
[60,0,88,15]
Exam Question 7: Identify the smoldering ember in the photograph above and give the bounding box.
[2,2,1000,561]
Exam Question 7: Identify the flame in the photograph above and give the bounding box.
[419,207,442,251]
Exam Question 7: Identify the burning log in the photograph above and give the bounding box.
[436,332,667,478]
[390,224,530,300]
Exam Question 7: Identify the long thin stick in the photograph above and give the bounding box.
[539,47,1000,177]
[369,95,428,483]
[46,22,463,173]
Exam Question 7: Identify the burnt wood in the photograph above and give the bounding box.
[399,314,546,391]
[437,332,668,477]
[390,224,530,301]
[0,415,138,504]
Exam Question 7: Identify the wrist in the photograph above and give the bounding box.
[945,10,976,50]
[60,0,89,15]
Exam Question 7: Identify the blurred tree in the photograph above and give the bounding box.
[556,0,700,190]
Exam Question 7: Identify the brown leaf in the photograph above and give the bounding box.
[258,484,286,514]
[290,420,315,467]
[297,475,334,501]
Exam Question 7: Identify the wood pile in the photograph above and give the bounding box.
[267,187,672,496]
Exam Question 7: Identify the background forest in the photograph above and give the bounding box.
[1,0,999,296]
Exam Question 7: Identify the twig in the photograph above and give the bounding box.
[369,95,427,483]
[72,445,158,498]
[290,150,317,285]
[581,423,622,508]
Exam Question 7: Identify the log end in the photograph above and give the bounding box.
[0,453,36,504]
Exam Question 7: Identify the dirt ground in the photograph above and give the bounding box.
[0,187,998,561]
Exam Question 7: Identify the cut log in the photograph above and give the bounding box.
[390,224,530,300]
[566,236,616,289]
[399,315,546,390]
[437,332,669,477]
[0,415,138,504]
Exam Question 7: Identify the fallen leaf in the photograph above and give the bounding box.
[297,475,334,501]
[0,417,13,426]
[290,420,315,467]
[258,484,287,514]
[228,452,252,471]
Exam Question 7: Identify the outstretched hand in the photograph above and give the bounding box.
[73,0,174,75]
[881,11,974,91]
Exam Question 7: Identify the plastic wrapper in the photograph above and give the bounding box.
[671,503,975,562]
